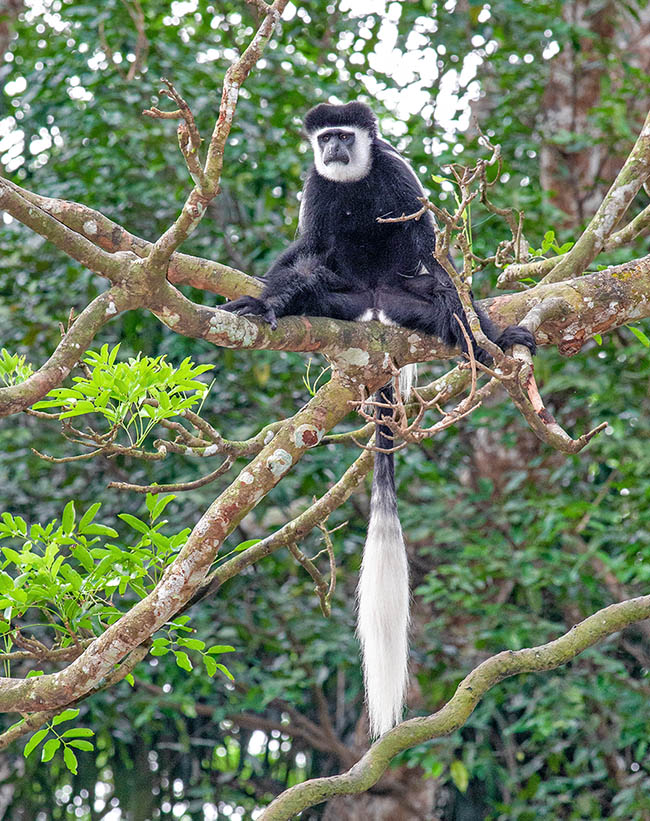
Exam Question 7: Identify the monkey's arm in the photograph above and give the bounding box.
[221,239,352,328]
[221,239,313,328]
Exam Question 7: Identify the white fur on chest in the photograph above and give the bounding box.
[356,308,396,325]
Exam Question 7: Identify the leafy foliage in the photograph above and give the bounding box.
[33,344,213,445]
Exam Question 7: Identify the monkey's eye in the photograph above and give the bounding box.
[319,134,331,143]
[340,133,349,141]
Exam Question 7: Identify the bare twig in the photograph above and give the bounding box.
[143,78,206,186]
[287,522,337,617]
[108,458,233,494]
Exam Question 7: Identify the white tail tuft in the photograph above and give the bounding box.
[357,495,410,737]
[399,363,417,401]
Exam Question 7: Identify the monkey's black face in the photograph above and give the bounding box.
[318,130,355,166]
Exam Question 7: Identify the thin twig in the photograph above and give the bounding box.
[108,458,233,493]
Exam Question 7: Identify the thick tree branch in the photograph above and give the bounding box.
[486,253,650,356]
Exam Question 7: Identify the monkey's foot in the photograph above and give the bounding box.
[496,326,537,356]
[221,296,278,330]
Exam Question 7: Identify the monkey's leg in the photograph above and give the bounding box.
[382,286,536,362]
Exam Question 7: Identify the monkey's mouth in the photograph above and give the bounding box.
[324,156,349,165]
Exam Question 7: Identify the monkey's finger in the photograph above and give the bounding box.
[263,309,278,330]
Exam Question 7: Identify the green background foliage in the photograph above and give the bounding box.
[1,1,649,819]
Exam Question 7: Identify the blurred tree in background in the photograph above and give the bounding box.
[1,1,650,819]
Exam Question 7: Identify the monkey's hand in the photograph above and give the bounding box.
[221,296,278,330]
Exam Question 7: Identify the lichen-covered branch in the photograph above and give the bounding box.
[486,253,650,356]
[259,595,650,820]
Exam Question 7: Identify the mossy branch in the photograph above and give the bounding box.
[260,596,650,820]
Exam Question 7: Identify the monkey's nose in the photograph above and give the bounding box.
[323,146,349,165]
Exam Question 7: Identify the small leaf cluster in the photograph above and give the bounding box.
[0,349,33,387]
[528,229,574,258]
[33,345,214,446]
[21,709,94,774]
[151,618,236,681]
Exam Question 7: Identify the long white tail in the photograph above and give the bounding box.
[356,384,410,737]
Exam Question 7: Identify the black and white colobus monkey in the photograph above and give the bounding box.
[223,102,536,736]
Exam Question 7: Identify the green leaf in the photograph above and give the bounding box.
[59,400,96,418]
[593,333,602,345]
[63,746,78,774]
[148,493,176,522]
[177,638,205,651]
[78,502,102,533]
[627,325,650,347]
[174,651,193,671]
[203,655,218,677]
[71,544,94,572]
[61,727,94,738]
[82,524,118,537]
[118,514,150,534]
[234,539,261,552]
[52,708,80,726]
[23,729,49,757]
[41,738,61,762]
[450,759,469,793]
[67,739,94,751]
[61,501,76,534]
[215,663,235,681]
[206,644,236,655]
